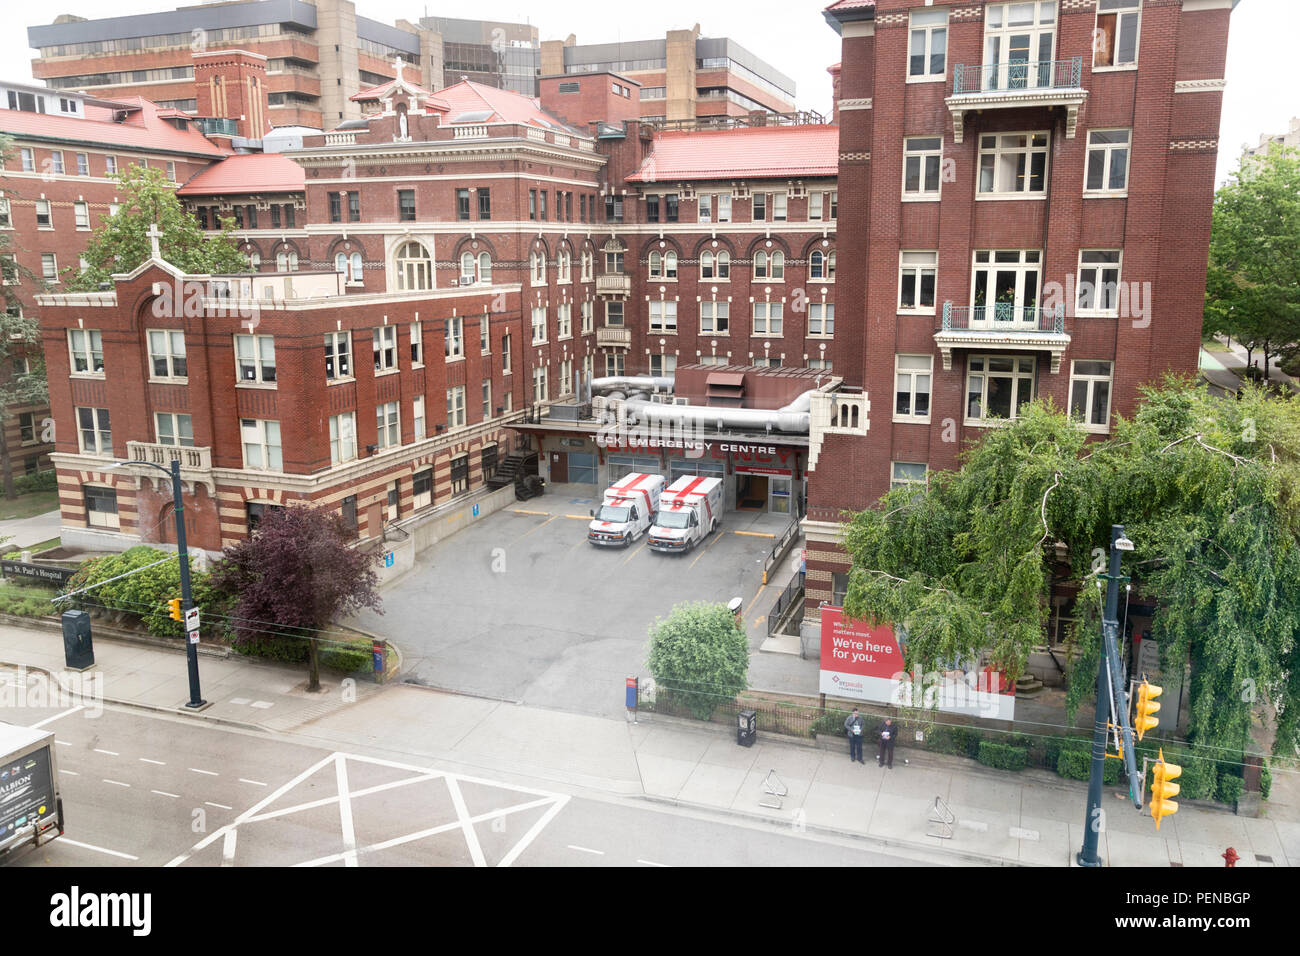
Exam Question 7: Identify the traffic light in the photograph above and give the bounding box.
[168,598,183,621]
[1135,681,1162,741]
[1150,748,1181,830]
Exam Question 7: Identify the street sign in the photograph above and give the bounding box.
[472,503,480,517]
[185,607,200,632]
[383,551,395,568]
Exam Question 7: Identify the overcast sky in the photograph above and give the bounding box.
[8,0,1297,183]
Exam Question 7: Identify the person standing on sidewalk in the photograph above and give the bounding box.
[844,708,865,763]
[876,717,898,768]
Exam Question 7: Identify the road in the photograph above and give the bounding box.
[5,704,939,868]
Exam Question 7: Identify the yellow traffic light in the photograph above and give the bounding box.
[168,598,183,621]
[1135,681,1162,741]
[1150,748,1181,830]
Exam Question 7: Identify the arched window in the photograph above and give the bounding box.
[478,251,492,283]
[758,250,785,280]
[559,249,571,281]
[664,251,677,280]
[581,250,593,281]
[460,251,476,282]
[530,251,547,284]
[335,251,362,282]
[754,251,768,279]
[649,251,662,278]
[276,248,298,272]
[246,247,261,270]
[395,240,432,291]
[702,251,730,280]
[811,250,838,280]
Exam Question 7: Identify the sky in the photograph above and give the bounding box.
[6,0,1297,184]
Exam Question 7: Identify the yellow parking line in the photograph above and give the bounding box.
[622,538,651,564]
[743,585,768,620]
[689,530,727,568]
[564,514,592,520]
[733,530,776,538]
[511,508,550,516]
[510,515,555,543]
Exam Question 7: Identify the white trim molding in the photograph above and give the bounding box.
[1174,79,1227,93]
[838,98,873,111]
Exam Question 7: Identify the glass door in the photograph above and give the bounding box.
[984,2,1057,90]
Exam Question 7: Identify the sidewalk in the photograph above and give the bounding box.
[1,620,1294,867]
[0,509,62,550]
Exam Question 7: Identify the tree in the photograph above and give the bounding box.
[64,163,248,292]
[0,134,49,500]
[1204,144,1300,377]
[646,601,749,719]
[841,379,1300,758]
[209,506,384,691]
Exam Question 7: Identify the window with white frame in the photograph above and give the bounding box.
[532,365,548,403]
[753,251,785,280]
[649,299,677,332]
[413,396,426,440]
[580,250,593,281]
[605,353,624,377]
[559,249,572,282]
[444,316,463,358]
[807,357,832,371]
[701,250,730,280]
[894,355,933,421]
[966,355,1036,423]
[449,454,469,495]
[50,152,64,175]
[754,357,783,369]
[84,485,119,529]
[809,191,824,221]
[582,354,593,384]
[753,301,783,335]
[445,387,465,429]
[559,358,573,395]
[648,250,678,280]
[891,462,929,489]
[909,8,948,79]
[899,251,938,312]
[240,418,282,470]
[0,199,9,228]
[148,329,186,379]
[772,193,788,221]
[1085,130,1130,194]
[701,354,727,366]
[502,333,511,372]
[983,2,1057,91]
[276,248,299,271]
[413,469,433,510]
[76,152,89,176]
[605,248,624,273]
[978,132,1049,195]
[481,380,491,419]
[810,250,836,281]
[972,250,1042,324]
[373,326,397,371]
[74,201,90,229]
[480,316,490,353]
[325,331,351,380]
[68,329,104,374]
[1094,0,1140,69]
[649,353,676,377]
[701,300,729,335]
[531,307,547,344]
[581,300,593,334]
[807,302,834,337]
[904,137,944,198]
[41,254,58,281]
[0,254,15,284]
[698,194,711,223]
[605,301,624,327]
[1069,360,1113,431]
[334,251,363,283]
[1077,250,1122,315]
[376,401,400,448]
[558,303,572,339]
[329,413,357,464]
[35,200,52,227]
[105,155,117,176]
[20,148,34,172]
[530,251,546,284]
[410,320,423,365]
[394,240,432,291]
[77,407,112,455]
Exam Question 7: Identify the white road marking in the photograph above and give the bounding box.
[238,778,267,787]
[250,701,274,709]
[58,769,79,776]
[139,758,166,766]
[31,706,83,728]
[637,859,669,867]
[204,801,233,811]
[189,767,218,776]
[446,775,486,868]
[60,838,139,861]
[152,790,180,799]
[55,740,70,746]
[93,748,119,756]
[566,844,605,855]
[335,755,359,867]
[221,829,238,867]
[102,778,130,788]
[498,796,570,869]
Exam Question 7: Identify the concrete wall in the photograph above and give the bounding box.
[374,483,516,587]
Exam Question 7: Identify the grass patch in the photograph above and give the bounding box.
[0,490,60,522]
[1201,339,1231,353]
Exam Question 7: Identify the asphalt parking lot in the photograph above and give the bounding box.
[350,485,796,718]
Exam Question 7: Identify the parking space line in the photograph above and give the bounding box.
[511,508,550,516]
[567,844,605,855]
[733,530,776,538]
[689,529,728,568]
[510,515,556,543]
[621,538,650,564]
[563,514,591,520]
[743,586,768,620]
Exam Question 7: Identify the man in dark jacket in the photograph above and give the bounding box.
[877,717,898,768]
[844,708,866,763]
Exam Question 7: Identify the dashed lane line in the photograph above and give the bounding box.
[93,748,119,756]
[637,859,669,867]
[567,845,605,855]
[102,779,130,788]
[152,790,180,799]
[190,768,219,776]
[239,778,267,787]
[140,758,166,766]
[205,801,234,811]
[58,769,78,776]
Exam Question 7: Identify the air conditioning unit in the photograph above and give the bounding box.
[459,276,474,286]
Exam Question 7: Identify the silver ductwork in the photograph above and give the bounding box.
[623,389,818,434]
[589,376,676,393]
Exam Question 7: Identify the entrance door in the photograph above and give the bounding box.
[549,451,568,483]
[736,474,768,510]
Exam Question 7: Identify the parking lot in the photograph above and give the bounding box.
[350,485,797,718]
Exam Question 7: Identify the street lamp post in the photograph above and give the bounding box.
[112,456,206,708]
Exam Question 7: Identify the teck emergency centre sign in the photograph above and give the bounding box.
[819,607,1014,720]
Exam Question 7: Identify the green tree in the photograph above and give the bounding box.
[64,164,248,291]
[841,379,1300,758]
[0,134,49,500]
[647,601,749,719]
[1204,144,1300,376]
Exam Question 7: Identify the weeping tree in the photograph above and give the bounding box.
[842,378,1300,758]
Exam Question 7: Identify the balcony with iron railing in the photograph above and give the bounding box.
[945,56,1086,143]
[934,301,1071,373]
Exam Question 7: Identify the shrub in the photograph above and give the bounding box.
[1057,749,1091,781]
[812,709,852,737]
[319,642,373,674]
[1045,735,1088,770]
[14,470,57,494]
[61,546,213,638]
[646,602,748,720]
[1217,773,1243,806]
[977,740,1028,771]
[1261,761,1272,800]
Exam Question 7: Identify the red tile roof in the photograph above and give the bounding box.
[0,98,229,159]
[433,79,574,131]
[177,152,304,196]
[626,126,839,183]
[824,0,876,10]
[350,75,433,103]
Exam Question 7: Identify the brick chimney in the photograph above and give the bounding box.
[193,49,272,139]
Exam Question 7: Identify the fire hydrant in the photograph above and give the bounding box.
[1222,847,1240,868]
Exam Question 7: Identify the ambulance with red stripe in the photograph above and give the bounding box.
[587,473,666,547]
[648,475,723,553]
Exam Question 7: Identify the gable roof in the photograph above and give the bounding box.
[0,97,229,159]
[433,79,575,132]
[626,126,839,183]
[176,152,305,196]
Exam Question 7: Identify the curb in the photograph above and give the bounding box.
[0,613,233,658]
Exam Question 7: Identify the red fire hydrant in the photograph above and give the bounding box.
[1222,847,1240,868]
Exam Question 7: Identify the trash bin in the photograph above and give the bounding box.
[737,709,757,747]
[61,609,94,670]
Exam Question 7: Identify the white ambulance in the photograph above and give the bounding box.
[648,475,724,553]
[587,473,666,547]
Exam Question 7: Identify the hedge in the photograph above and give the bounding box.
[1217,773,1243,806]
[977,740,1028,771]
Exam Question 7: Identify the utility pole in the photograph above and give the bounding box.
[171,457,205,709]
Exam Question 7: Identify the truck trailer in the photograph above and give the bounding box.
[648,476,724,553]
[0,721,64,860]
[588,473,666,547]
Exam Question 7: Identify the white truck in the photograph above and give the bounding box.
[588,473,666,547]
[648,475,724,553]
[0,721,64,860]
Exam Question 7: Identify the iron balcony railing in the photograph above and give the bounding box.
[940,301,1066,333]
[952,56,1083,96]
